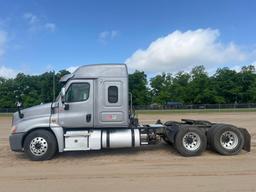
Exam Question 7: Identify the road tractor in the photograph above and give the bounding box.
[9,64,251,161]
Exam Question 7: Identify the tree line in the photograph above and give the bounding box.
[0,70,70,108]
[0,65,255,108]
[129,65,256,106]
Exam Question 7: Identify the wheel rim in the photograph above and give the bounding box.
[220,131,239,150]
[29,137,48,156]
[182,132,201,151]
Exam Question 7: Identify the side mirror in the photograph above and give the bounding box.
[60,87,69,110]
[61,87,65,103]
[16,101,22,108]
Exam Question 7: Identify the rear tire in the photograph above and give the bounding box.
[24,129,57,161]
[174,127,207,157]
[208,125,244,155]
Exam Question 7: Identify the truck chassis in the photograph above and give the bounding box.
[10,118,251,161]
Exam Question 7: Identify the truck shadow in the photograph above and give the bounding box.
[12,142,219,161]
[57,142,179,160]
[10,142,180,161]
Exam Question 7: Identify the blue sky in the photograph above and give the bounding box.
[0,0,256,78]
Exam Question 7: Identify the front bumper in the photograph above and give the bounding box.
[9,132,24,152]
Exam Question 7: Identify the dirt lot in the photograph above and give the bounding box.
[0,112,256,192]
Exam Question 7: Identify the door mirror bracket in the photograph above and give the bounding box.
[61,87,65,104]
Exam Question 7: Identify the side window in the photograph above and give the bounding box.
[108,86,118,103]
[66,83,90,103]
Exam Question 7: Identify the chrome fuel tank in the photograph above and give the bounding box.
[102,129,140,148]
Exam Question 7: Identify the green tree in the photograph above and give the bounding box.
[213,68,240,103]
[238,65,256,103]
[171,72,191,103]
[188,66,217,104]
[0,65,256,108]
[0,70,70,108]
[150,73,172,104]
[129,71,150,105]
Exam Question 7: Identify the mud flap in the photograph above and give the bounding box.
[239,128,251,152]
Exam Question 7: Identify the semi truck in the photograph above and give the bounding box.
[9,64,251,161]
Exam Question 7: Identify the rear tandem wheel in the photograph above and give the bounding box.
[174,127,207,157]
[207,124,244,155]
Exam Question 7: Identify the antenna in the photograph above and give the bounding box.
[52,70,55,102]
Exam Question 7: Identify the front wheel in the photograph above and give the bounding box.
[24,129,57,161]
[174,127,207,157]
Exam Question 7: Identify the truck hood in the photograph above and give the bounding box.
[12,103,52,126]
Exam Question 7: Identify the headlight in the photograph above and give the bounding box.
[10,126,16,134]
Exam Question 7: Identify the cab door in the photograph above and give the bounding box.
[58,79,94,128]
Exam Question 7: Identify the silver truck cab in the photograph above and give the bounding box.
[9,64,143,160]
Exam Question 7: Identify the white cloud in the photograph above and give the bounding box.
[98,30,119,43]
[125,28,249,73]
[45,23,56,32]
[99,31,109,39]
[0,65,79,78]
[230,65,242,72]
[110,30,118,38]
[0,66,18,78]
[0,17,10,28]
[24,13,39,25]
[66,66,79,73]
[0,30,7,57]
[251,61,256,67]
[249,61,256,71]
[0,30,19,79]
[23,13,56,32]
[231,61,256,72]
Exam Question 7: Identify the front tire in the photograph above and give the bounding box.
[24,129,57,161]
[174,127,207,157]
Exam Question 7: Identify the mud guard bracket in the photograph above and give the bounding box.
[165,125,180,143]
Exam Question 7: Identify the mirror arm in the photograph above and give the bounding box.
[61,97,65,104]
[61,87,66,104]
[18,108,24,118]
[16,102,24,119]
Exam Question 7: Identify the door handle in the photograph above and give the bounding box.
[86,114,91,122]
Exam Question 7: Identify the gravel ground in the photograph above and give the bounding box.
[0,112,255,192]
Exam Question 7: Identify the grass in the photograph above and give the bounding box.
[136,108,256,114]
